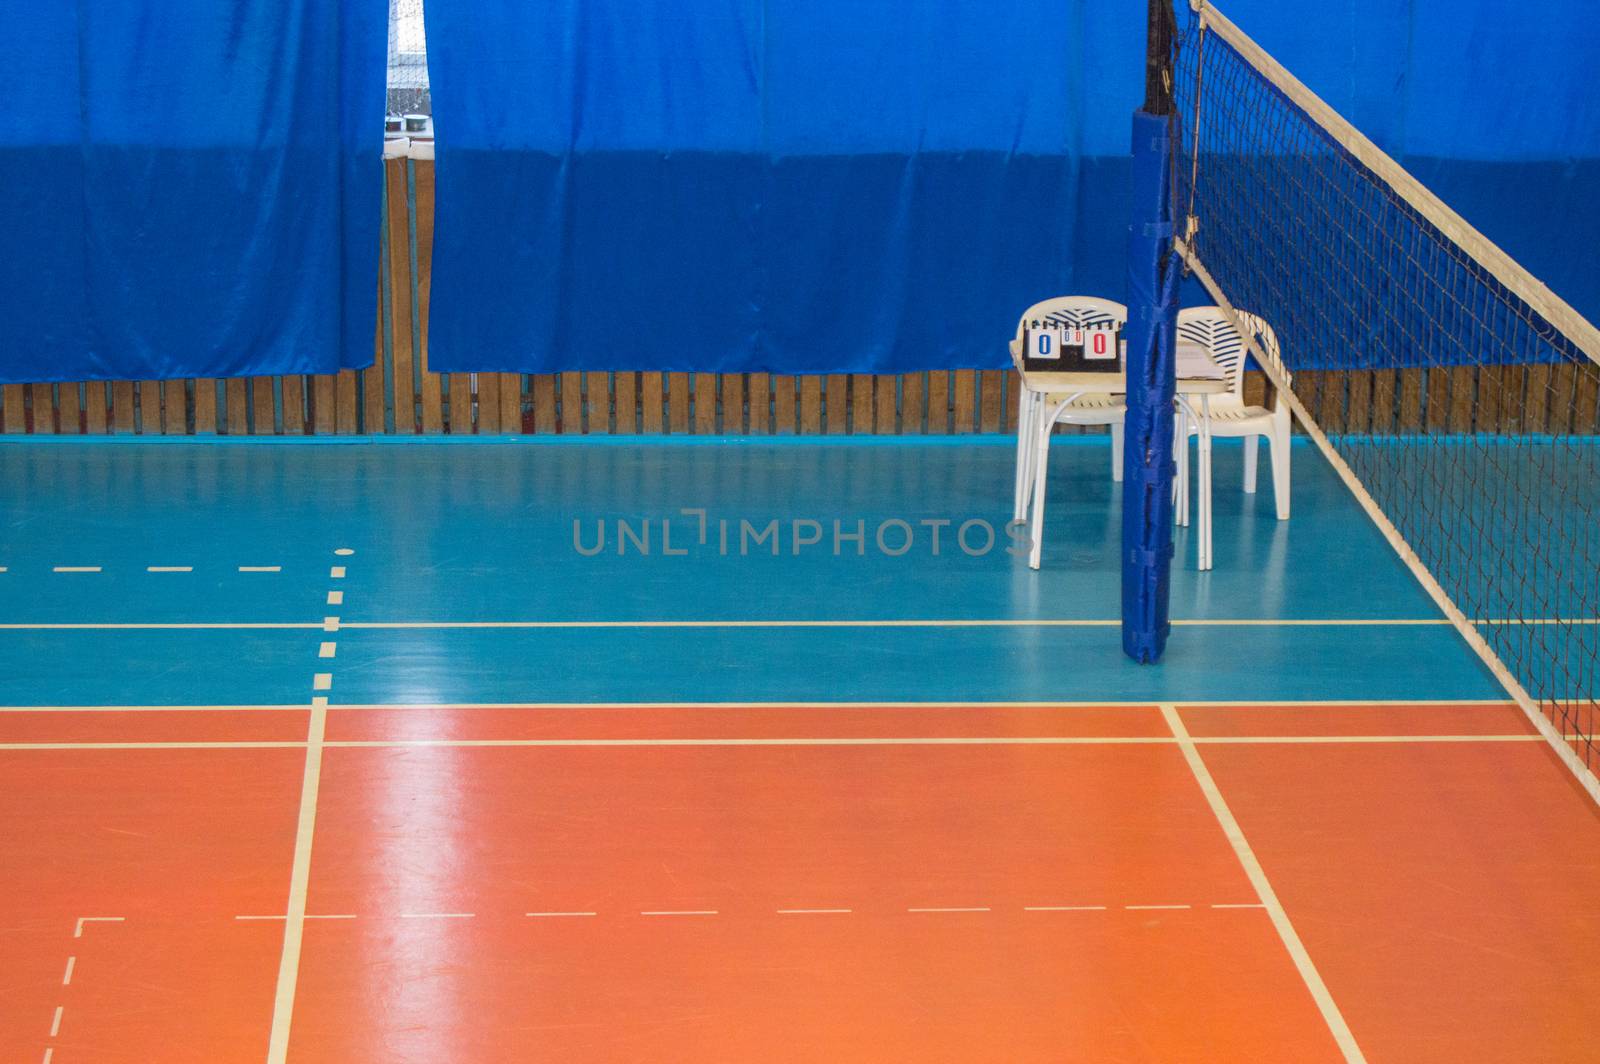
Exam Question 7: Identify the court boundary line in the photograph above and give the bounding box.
[13,617,1586,632]
[0,735,1550,752]
[0,617,1589,633]
[265,551,351,1064]
[0,698,1522,713]
[1161,705,1367,1063]
[264,699,323,1064]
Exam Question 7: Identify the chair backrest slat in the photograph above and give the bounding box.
[1015,296,1128,342]
[1176,307,1285,399]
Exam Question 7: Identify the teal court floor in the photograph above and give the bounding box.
[2,435,1598,1063]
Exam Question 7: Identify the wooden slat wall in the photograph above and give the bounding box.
[5,155,1594,440]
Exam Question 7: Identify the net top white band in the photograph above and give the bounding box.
[1187,0,1600,367]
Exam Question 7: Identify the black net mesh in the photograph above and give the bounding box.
[1173,3,1600,772]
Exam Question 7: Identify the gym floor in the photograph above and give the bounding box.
[2,437,1597,1062]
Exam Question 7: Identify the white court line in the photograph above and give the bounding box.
[0,698,1521,710]
[42,1049,52,1064]
[318,642,337,659]
[526,911,597,918]
[330,567,346,579]
[0,735,1551,752]
[312,673,332,691]
[73,916,124,938]
[322,734,1545,749]
[49,1007,63,1037]
[52,567,101,574]
[907,907,990,913]
[776,908,852,915]
[326,591,343,605]
[1024,905,1107,912]
[0,617,1477,631]
[146,566,193,573]
[640,910,718,917]
[1162,705,1366,1063]
[239,566,282,573]
[264,697,328,1064]
[61,957,74,985]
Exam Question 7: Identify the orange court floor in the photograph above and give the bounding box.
[3,700,1600,1063]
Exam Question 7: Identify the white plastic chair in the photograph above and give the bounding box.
[1174,308,1291,527]
[1009,296,1128,568]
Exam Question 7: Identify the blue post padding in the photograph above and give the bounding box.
[1121,110,1179,664]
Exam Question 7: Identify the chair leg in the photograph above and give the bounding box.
[1174,414,1190,527]
[1013,390,1035,522]
[1270,426,1291,520]
[1201,418,1214,569]
[1243,435,1259,494]
[1110,422,1124,483]
[1029,406,1056,569]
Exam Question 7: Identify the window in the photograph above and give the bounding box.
[387,0,430,119]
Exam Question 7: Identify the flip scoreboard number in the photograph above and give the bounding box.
[1021,321,1123,373]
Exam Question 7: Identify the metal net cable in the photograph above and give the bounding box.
[1172,1,1600,774]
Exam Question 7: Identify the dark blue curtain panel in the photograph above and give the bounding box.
[424,0,1599,375]
[0,1,388,384]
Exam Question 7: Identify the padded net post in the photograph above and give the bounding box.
[1120,1,1181,664]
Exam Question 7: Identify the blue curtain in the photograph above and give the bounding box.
[0,1,388,384]
[424,0,1599,375]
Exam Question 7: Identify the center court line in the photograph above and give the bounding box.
[1161,704,1367,1063]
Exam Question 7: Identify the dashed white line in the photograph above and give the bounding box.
[53,566,101,574]
[326,591,344,605]
[640,910,718,917]
[776,908,852,915]
[239,566,282,573]
[334,548,355,557]
[147,566,193,573]
[330,566,346,579]
[49,1007,63,1037]
[1024,905,1108,912]
[73,916,124,938]
[42,1048,53,1064]
[61,957,75,985]
[312,673,333,691]
[318,642,337,659]
[322,617,340,632]
[907,907,990,913]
